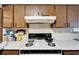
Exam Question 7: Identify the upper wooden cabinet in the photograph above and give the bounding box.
[78,6,79,27]
[25,5,39,16]
[0,8,2,41]
[0,8,2,29]
[3,5,13,28]
[67,6,78,28]
[25,5,55,16]
[39,5,49,16]
[2,5,79,28]
[14,5,26,28]
[48,5,55,16]
[55,5,67,28]
[39,5,55,16]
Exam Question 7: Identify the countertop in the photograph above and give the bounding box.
[3,39,79,50]
[1,28,79,50]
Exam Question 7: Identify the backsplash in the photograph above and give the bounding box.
[53,33,79,40]
[3,28,79,41]
[52,28,79,40]
[52,28,73,33]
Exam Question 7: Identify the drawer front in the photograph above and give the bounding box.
[1,50,19,55]
[63,50,79,55]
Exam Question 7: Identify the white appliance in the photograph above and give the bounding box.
[27,28,54,38]
[25,16,56,23]
[25,16,56,28]
[19,29,62,54]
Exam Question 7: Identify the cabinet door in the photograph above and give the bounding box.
[25,5,39,16]
[39,5,49,16]
[3,5,13,28]
[0,8,2,41]
[48,5,55,16]
[67,6,78,28]
[63,50,79,55]
[14,5,26,28]
[78,6,79,27]
[25,5,55,16]
[55,5,67,28]
[1,50,19,55]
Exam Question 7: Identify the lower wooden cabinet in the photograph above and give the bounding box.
[0,50,19,55]
[63,50,79,55]
[0,50,79,55]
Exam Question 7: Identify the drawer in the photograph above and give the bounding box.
[0,50,19,55]
[63,50,79,55]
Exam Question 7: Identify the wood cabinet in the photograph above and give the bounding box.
[25,5,39,16]
[14,5,26,28]
[63,50,79,55]
[48,5,55,16]
[55,5,67,28]
[0,50,19,55]
[3,5,13,28]
[25,5,55,16]
[2,5,79,28]
[78,6,79,27]
[39,5,49,16]
[39,5,55,16]
[0,8,2,41]
[3,5,26,28]
[67,6,78,28]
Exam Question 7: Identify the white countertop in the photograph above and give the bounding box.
[3,39,79,50]
[1,28,79,50]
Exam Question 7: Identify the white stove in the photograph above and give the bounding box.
[20,29,62,54]
[28,28,53,33]
[27,28,54,41]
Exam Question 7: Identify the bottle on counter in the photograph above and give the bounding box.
[7,31,16,41]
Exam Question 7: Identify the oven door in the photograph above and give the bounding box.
[20,50,62,55]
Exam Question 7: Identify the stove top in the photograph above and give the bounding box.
[25,40,56,47]
[22,29,56,49]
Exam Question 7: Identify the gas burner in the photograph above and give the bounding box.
[48,42,56,47]
[25,40,34,47]
[25,42,33,47]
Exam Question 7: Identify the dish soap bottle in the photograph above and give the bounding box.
[8,31,16,41]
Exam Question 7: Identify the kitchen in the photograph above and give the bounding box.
[0,4,79,55]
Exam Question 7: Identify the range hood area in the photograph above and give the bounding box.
[24,16,56,23]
